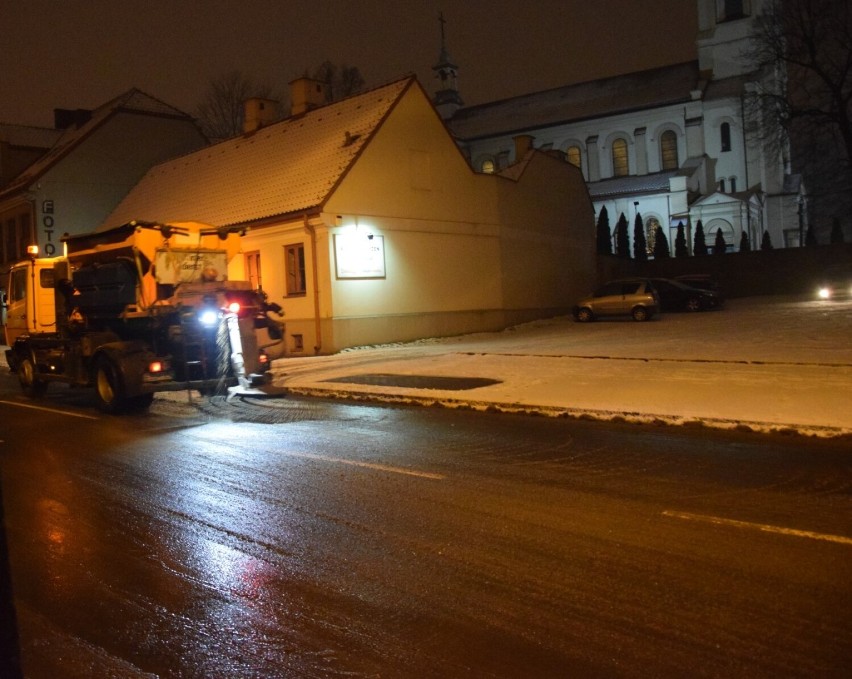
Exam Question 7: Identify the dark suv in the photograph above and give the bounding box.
[572,279,660,322]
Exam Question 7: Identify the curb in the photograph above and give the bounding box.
[275,385,852,441]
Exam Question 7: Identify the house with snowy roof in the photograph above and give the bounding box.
[437,0,806,254]
[101,76,595,355]
[0,89,207,278]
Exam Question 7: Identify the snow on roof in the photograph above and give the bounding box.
[102,77,417,229]
[0,88,196,198]
[447,61,701,141]
[588,171,679,199]
[0,123,62,149]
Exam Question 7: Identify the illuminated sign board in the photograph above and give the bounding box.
[334,233,385,279]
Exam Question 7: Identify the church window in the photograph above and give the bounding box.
[660,130,679,170]
[566,145,582,168]
[719,178,726,192]
[646,217,661,255]
[721,122,731,151]
[722,0,746,20]
[612,138,629,177]
[729,177,737,192]
[480,158,496,174]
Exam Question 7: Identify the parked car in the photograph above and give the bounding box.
[572,279,660,322]
[675,274,725,303]
[650,277,722,312]
[816,265,852,301]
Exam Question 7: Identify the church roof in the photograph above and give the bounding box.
[447,61,702,141]
[102,77,417,229]
[0,88,196,198]
[588,171,679,200]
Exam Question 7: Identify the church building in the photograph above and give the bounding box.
[438,0,806,254]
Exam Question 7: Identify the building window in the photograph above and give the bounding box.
[566,145,582,168]
[612,138,629,177]
[729,177,737,193]
[245,250,262,290]
[722,0,747,20]
[285,243,306,296]
[721,122,731,152]
[719,178,726,192]
[480,158,495,174]
[660,130,679,170]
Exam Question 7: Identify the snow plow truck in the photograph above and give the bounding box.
[4,220,283,413]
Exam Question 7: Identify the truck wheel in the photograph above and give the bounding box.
[18,356,48,398]
[94,356,128,414]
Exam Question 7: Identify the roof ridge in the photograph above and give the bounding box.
[456,60,699,114]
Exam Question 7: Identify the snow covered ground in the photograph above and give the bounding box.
[269,295,852,439]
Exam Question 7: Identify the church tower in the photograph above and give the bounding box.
[432,12,464,120]
[696,0,764,78]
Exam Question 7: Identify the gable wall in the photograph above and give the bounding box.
[23,113,206,251]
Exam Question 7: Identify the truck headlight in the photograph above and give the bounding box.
[199,309,220,327]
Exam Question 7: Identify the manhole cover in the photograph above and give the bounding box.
[322,374,501,391]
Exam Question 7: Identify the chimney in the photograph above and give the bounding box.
[513,134,534,161]
[289,77,329,116]
[54,108,92,130]
[243,97,278,134]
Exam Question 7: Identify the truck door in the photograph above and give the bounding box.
[3,261,58,346]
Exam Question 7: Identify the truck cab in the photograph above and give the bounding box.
[3,256,64,351]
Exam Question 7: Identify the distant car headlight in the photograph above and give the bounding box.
[818,286,831,300]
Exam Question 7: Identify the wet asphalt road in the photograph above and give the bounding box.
[0,379,850,678]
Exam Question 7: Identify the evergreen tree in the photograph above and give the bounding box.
[653,226,670,258]
[694,220,708,256]
[760,229,773,250]
[739,230,751,252]
[615,213,630,258]
[830,217,845,244]
[805,224,818,246]
[675,222,689,257]
[595,206,612,254]
[633,212,648,261]
[714,229,727,255]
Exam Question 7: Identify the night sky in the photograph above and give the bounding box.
[1,0,697,128]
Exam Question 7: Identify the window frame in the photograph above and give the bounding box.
[611,138,629,177]
[284,243,306,297]
[660,130,679,170]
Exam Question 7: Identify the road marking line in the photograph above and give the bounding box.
[0,400,100,420]
[663,510,852,546]
[291,452,445,480]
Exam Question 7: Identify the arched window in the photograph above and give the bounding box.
[646,217,661,255]
[660,130,678,170]
[721,122,731,152]
[480,158,495,174]
[611,138,629,177]
[729,176,737,192]
[566,145,582,168]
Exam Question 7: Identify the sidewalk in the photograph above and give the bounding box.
[268,295,852,439]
